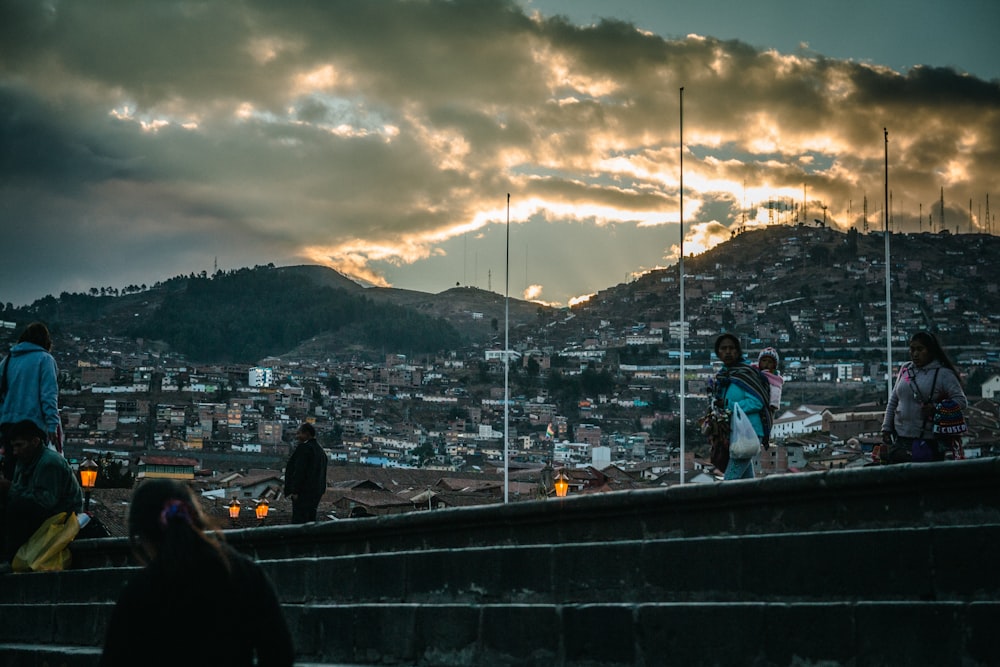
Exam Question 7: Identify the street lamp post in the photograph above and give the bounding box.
[79,458,98,512]
[228,497,241,527]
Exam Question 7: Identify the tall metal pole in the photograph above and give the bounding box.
[884,128,893,403]
[679,87,686,485]
[503,193,510,504]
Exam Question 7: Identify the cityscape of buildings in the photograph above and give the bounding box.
[4,225,999,526]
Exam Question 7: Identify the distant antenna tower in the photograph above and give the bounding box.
[987,194,991,234]
[742,179,747,225]
[940,187,945,232]
[919,203,922,232]
[863,195,869,233]
[768,197,774,225]
[488,269,492,292]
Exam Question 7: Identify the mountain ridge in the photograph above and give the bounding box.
[6,224,998,361]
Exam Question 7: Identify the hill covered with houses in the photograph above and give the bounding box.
[2,223,999,532]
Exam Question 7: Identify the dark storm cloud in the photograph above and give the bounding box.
[0,86,142,188]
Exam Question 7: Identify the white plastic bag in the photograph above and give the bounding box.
[729,403,761,459]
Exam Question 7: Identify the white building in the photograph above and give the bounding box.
[591,445,611,469]
[553,441,591,464]
[484,350,522,363]
[248,367,274,388]
[981,375,1000,399]
[770,406,826,440]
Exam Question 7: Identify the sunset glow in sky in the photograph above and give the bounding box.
[1,0,998,308]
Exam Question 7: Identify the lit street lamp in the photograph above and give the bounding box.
[255,499,269,524]
[228,497,241,527]
[554,470,569,498]
[79,458,98,511]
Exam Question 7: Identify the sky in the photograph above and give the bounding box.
[1,0,998,309]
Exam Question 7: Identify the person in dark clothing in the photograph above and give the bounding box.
[0,420,82,563]
[283,422,328,524]
[99,479,294,667]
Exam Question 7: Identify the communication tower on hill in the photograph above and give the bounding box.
[940,187,946,232]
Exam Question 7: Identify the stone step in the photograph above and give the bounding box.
[0,644,362,667]
[262,522,999,606]
[2,566,139,604]
[282,600,1000,666]
[0,643,102,667]
[0,602,113,648]
[3,600,997,667]
[8,523,997,610]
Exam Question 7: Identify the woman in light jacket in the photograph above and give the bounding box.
[881,331,967,463]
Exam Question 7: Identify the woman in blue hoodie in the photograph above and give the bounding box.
[1,322,61,481]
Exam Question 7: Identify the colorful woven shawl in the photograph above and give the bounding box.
[714,362,773,440]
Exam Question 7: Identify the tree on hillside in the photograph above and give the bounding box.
[580,365,615,396]
[127,267,460,362]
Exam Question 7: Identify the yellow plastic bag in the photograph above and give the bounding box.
[12,511,80,573]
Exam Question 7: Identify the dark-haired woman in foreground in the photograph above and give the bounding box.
[881,331,968,463]
[100,479,294,667]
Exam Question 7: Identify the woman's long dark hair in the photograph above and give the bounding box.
[128,479,230,578]
[18,321,52,351]
[911,330,963,387]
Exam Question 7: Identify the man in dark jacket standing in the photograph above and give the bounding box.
[283,422,327,523]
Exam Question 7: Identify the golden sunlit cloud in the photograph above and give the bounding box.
[109,104,192,133]
[523,284,561,307]
[523,284,544,300]
[667,221,731,260]
[568,293,595,307]
[235,102,255,120]
[296,65,338,91]
[408,117,472,172]
[535,48,622,98]
[246,36,301,65]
